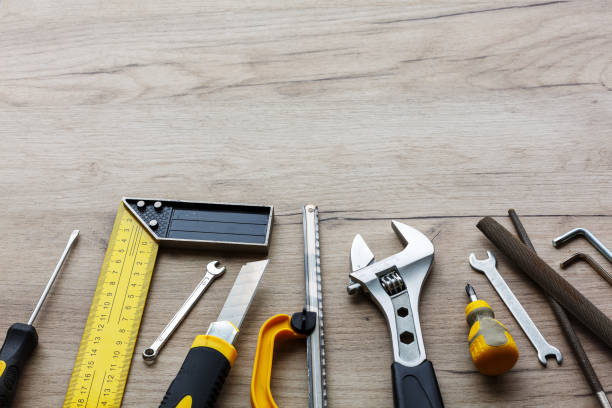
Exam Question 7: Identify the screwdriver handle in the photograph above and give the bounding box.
[159,335,236,408]
[391,360,444,408]
[0,323,38,408]
[465,299,518,376]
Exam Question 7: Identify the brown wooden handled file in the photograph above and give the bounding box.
[477,216,612,350]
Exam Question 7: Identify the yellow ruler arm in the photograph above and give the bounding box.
[63,203,158,408]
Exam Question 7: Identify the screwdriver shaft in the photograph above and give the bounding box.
[28,229,79,325]
[465,284,478,302]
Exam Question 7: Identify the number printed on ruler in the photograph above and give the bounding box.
[64,204,159,408]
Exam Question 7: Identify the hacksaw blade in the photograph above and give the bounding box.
[303,204,327,408]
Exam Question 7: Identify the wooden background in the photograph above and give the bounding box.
[0,0,611,406]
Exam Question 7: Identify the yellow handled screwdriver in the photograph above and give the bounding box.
[465,283,518,376]
[0,230,79,406]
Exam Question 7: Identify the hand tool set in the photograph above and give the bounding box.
[478,213,612,408]
[477,217,612,349]
[143,261,227,362]
[160,260,270,407]
[469,251,562,366]
[63,199,273,408]
[251,204,326,408]
[1,199,611,408]
[509,209,611,408]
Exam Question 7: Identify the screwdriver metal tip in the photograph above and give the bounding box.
[465,283,478,302]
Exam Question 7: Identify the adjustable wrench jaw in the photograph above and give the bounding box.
[349,221,434,367]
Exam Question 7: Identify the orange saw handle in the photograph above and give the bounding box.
[250,311,316,408]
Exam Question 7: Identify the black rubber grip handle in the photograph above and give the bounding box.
[0,323,38,408]
[159,346,231,408]
[391,360,444,408]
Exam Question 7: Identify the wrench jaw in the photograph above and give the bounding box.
[538,346,563,366]
[207,260,226,276]
[349,221,435,367]
[392,221,434,258]
[468,251,497,272]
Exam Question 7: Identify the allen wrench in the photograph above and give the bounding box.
[553,228,612,265]
[560,253,612,287]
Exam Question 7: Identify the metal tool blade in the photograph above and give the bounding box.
[303,204,326,408]
[216,259,269,330]
[350,234,375,272]
[29,229,79,326]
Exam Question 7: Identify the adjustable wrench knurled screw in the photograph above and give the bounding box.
[142,261,226,363]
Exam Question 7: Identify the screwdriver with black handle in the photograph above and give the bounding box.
[0,230,78,407]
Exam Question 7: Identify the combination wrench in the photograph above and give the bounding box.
[469,251,562,366]
[143,260,226,362]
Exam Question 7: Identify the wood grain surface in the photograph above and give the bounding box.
[0,0,611,407]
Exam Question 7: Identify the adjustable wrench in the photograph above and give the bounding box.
[469,251,562,366]
[348,221,444,408]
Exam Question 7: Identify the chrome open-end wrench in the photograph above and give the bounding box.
[143,261,226,362]
[469,251,562,366]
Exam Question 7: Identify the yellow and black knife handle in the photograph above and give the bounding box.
[0,323,38,407]
[159,335,237,408]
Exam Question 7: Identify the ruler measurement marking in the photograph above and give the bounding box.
[118,228,142,324]
[95,371,107,408]
[106,226,134,323]
[84,370,96,407]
